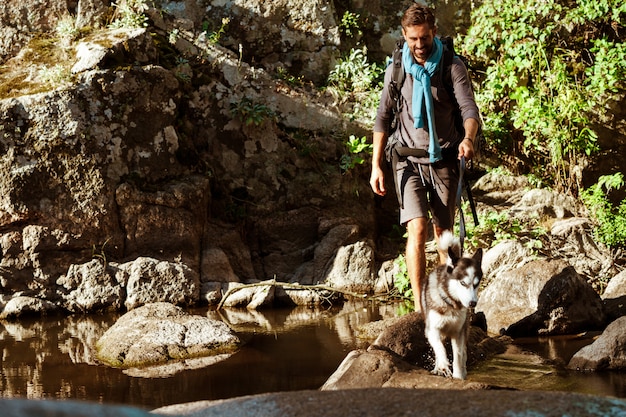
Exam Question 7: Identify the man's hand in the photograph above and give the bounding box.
[370,166,386,196]
[458,138,475,160]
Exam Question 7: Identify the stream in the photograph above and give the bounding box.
[0,301,624,411]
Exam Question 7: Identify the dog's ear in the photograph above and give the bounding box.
[448,246,459,266]
[473,248,483,266]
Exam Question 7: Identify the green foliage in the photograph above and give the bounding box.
[462,196,546,253]
[580,173,626,248]
[392,254,411,298]
[340,135,372,172]
[328,47,383,94]
[327,47,384,124]
[206,17,230,45]
[390,254,415,315]
[56,15,80,43]
[339,11,362,39]
[230,97,276,126]
[109,0,149,29]
[460,0,625,192]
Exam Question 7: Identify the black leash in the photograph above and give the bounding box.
[456,156,467,254]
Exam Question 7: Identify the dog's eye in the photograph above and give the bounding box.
[459,280,470,288]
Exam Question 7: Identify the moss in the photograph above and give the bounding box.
[0,34,75,99]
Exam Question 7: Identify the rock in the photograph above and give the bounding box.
[568,316,626,371]
[472,171,529,205]
[0,296,60,319]
[481,240,532,282]
[0,398,153,417]
[72,28,159,74]
[320,312,507,391]
[324,240,376,294]
[510,188,578,220]
[95,302,240,371]
[57,259,124,313]
[604,270,626,299]
[550,217,613,288]
[369,312,507,369]
[153,389,626,417]
[120,257,200,310]
[477,259,606,337]
[602,270,626,322]
[602,271,626,322]
[76,0,109,28]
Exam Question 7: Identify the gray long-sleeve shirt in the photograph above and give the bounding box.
[374,53,480,164]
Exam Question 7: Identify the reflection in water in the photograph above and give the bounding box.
[0,303,624,410]
[0,302,393,409]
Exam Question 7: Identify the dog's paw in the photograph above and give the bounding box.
[431,367,453,378]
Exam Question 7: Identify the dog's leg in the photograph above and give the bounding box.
[425,324,452,378]
[451,327,468,380]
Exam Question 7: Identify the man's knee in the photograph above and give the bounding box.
[406,218,429,247]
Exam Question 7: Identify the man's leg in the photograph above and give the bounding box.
[406,217,429,313]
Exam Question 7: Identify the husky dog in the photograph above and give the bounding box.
[420,230,483,380]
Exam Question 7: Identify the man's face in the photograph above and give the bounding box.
[402,23,436,66]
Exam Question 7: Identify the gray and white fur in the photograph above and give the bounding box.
[420,230,483,380]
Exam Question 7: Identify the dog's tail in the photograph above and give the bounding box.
[439,230,461,258]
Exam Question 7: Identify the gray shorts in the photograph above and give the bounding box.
[396,159,459,227]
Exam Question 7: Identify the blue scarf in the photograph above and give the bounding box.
[402,37,443,163]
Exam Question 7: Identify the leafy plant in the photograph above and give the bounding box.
[328,47,383,94]
[460,0,625,193]
[327,47,383,125]
[230,97,276,126]
[339,11,362,39]
[340,135,372,172]
[109,0,149,29]
[56,15,80,43]
[207,17,230,45]
[580,173,626,248]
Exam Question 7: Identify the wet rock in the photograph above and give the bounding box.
[0,296,60,319]
[321,312,507,391]
[477,259,606,337]
[95,302,240,370]
[568,316,626,371]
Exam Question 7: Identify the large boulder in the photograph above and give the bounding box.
[95,302,240,370]
[153,389,626,417]
[476,259,606,337]
[567,316,626,371]
[321,312,507,391]
[119,257,200,310]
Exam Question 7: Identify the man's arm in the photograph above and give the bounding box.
[370,131,388,196]
[458,117,479,160]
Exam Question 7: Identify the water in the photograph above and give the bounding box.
[0,302,624,411]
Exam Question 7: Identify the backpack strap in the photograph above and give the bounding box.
[440,36,464,139]
[388,39,405,134]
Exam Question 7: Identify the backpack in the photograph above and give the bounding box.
[386,36,484,169]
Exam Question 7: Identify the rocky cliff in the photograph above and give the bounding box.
[0,0,427,316]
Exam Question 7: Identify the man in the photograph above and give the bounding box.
[369,4,480,313]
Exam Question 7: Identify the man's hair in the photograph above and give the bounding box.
[401,4,436,29]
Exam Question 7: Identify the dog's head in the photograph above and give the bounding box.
[446,247,483,309]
